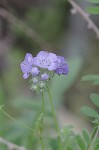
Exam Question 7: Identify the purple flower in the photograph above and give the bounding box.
[31,67,40,76]
[55,56,69,75]
[20,53,33,79]
[41,73,49,80]
[33,51,58,71]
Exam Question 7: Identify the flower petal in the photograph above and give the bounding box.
[48,62,57,71]
[37,51,48,60]
[31,67,40,76]
[23,73,29,79]
[25,53,33,64]
[32,57,39,66]
[48,53,57,61]
[41,73,49,80]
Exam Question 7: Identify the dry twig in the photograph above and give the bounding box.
[0,8,54,51]
[0,137,26,150]
[68,0,99,38]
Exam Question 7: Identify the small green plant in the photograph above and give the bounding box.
[79,75,99,150]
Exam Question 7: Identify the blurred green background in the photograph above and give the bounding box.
[0,0,99,149]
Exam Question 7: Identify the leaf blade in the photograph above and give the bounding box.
[76,134,87,150]
[81,75,99,81]
[90,94,99,107]
[82,129,91,145]
[81,106,99,118]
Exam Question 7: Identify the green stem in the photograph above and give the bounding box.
[47,87,59,133]
[42,92,45,114]
[1,110,34,132]
[40,131,45,150]
[47,86,62,150]
[39,92,45,150]
[88,126,99,150]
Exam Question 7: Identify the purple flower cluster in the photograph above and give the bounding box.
[21,51,69,79]
[20,51,69,92]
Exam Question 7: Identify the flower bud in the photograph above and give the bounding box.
[39,81,46,89]
[31,85,38,91]
[33,77,39,84]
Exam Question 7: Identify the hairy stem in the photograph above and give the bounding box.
[39,132,45,150]
[47,87,59,133]
[42,92,45,114]
[39,92,45,150]
[47,86,62,150]
[88,126,99,150]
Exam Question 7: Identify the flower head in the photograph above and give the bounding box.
[33,51,57,71]
[20,51,69,93]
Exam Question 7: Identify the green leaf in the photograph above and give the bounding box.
[35,113,44,130]
[90,94,99,107]
[81,75,99,82]
[61,125,74,137]
[87,0,99,3]
[81,106,99,118]
[87,6,99,14]
[76,134,87,150]
[82,129,91,145]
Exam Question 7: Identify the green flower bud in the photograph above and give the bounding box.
[33,77,39,84]
[31,85,38,91]
[39,81,46,89]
